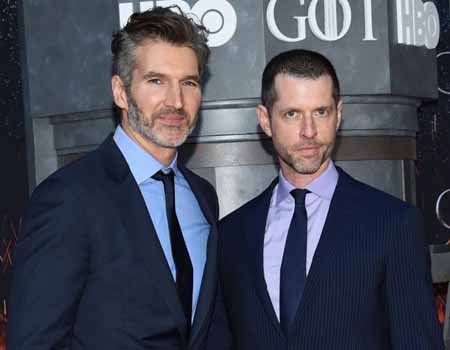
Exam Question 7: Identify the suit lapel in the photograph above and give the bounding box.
[245,179,285,338]
[179,166,219,347]
[293,168,355,323]
[100,136,188,341]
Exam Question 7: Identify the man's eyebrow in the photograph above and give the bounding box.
[141,71,200,83]
[314,105,334,110]
[142,71,166,80]
[278,106,299,114]
[184,75,201,83]
[276,103,334,114]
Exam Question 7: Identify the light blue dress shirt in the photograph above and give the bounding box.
[113,126,210,320]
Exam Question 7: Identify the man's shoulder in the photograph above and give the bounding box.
[31,137,115,200]
[337,167,416,215]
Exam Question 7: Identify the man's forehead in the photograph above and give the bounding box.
[274,74,333,98]
[269,75,338,114]
[132,40,199,75]
[274,73,333,87]
[134,39,196,59]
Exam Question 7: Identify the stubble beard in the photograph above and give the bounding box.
[127,95,197,148]
[276,138,336,175]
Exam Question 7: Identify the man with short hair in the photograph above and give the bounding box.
[217,49,444,349]
[8,7,220,350]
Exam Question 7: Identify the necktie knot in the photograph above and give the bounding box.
[152,169,174,183]
[290,188,309,208]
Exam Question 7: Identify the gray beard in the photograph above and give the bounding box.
[126,95,196,148]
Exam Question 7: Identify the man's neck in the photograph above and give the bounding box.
[280,159,331,188]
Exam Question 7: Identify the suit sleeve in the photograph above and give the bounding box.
[7,178,89,350]
[384,207,444,350]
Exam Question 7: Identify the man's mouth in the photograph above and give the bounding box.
[159,115,185,125]
[296,144,321,157]
[157,111,187,127]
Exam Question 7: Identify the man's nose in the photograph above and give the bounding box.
[166,83,184,110]
[300,114,317,138]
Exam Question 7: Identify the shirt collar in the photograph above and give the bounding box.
[113,125,179,185]
[276,161,339,205]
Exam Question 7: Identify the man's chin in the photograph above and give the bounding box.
[291,159,323,175]
[139,126,190,147]
[294,167,320,175]
[153,134,189,148]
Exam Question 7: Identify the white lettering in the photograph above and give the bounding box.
[139,1,153,12]
[415,0,426,47]
[396,0,440,49]
[119,0,440,49]
[192,0,237,47]
[308,0,352,41]
[266,0,307,42]
[267,0,375,43]
[363,0,377,41]
[118,0,237,47]
[423,2,440,49]
[119,2,134,28]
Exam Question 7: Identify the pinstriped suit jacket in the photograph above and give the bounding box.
[216,167,444,350]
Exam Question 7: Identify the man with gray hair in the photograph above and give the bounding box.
[8,7,221,350]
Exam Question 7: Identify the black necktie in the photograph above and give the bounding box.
[152,170,193,328]
[280,188,309,334]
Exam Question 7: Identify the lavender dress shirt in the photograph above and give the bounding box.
[263,161,339,319]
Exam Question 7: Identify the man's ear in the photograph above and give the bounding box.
[112,75,128,110]
[256,104,272,138]
[336,99,343,131]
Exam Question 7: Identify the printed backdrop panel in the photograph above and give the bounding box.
[417,0,450,244]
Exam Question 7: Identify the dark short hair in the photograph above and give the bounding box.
[111,6,210,89]
[261,49,340,111]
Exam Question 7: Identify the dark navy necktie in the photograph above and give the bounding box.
[280,188,309,334]
[152,170,193,329]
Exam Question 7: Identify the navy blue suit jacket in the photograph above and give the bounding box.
[217,168,444,350]
[8,136,219,350]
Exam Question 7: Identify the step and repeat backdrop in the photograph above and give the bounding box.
[18,0,441,217]
[417,0,450,245]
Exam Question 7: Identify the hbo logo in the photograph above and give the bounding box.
[395,0,440,49]
[119,0,237,47]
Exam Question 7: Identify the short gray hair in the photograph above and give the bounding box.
[111,6,210,89]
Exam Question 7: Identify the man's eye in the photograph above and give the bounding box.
[183,80,199,87]
[315,108,328,117]
[285,111,297,118]
[147,78,162,85]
